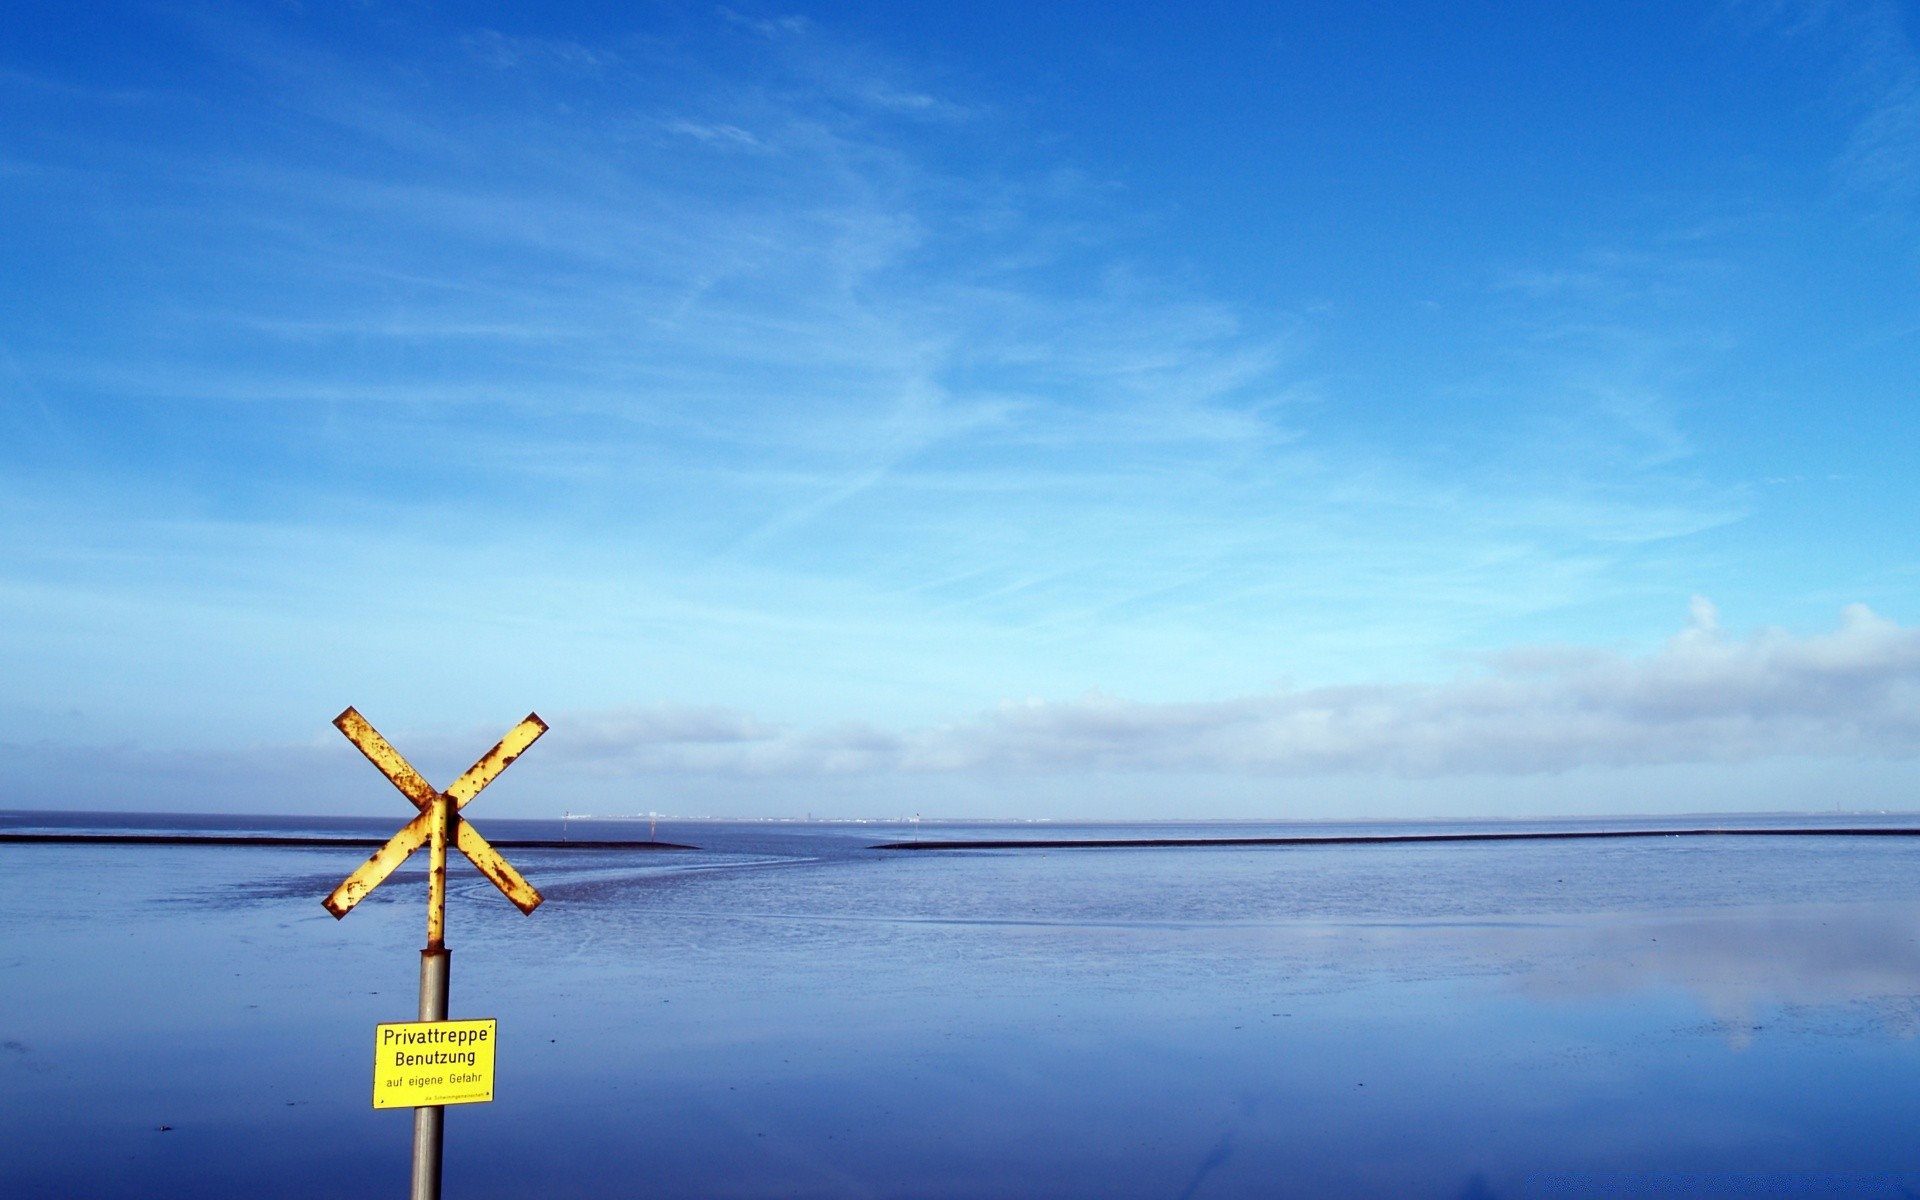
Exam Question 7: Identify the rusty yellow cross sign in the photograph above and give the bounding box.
[323,707,547,932]
[326,706,549,1200]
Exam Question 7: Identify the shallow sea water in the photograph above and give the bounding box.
[5,813,1920,1198]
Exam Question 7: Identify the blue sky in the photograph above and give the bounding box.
[5,1,1920,817]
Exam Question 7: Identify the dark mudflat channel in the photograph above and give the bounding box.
[873,826,1920,850]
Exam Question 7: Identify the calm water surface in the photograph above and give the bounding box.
[4,812,1920,1198]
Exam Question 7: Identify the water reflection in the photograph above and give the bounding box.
[1278,902,1920,1049]
[1481,904,1920,1048]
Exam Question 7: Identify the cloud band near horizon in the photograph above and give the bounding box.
[7,600,1918,818]
[551,601,1920,779]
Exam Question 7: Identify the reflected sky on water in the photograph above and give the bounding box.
[5,815,1920,1198]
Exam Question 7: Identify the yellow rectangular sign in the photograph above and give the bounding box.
[372,1019,496,1109]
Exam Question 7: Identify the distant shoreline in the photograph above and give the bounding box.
[0,833,696,850]
[9,825,1920,854]
[872,827,1920,850]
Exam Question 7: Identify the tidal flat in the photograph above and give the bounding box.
[5,812,1920,1199]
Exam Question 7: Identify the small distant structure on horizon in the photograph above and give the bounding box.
[561,810,660,842]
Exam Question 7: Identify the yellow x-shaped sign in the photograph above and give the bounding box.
[323,707,547,919]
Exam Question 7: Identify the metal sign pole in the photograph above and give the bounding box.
[412,792,452,1200]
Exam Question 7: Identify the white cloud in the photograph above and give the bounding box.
[7,602,1919,817]
[553,602,1920,778]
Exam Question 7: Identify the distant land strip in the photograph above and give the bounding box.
[0,833,696,850]
[871,827,1920,851]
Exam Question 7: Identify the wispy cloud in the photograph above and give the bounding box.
[1823,1,1920,207]
[0,2,1873,800]
[718,9,810,40]
[462,29,620,73]
[0,66,170,105]
[1733,0,1920,209]
[664,118,762,148]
